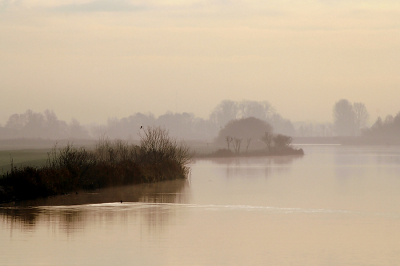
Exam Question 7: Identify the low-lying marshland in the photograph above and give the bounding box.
[0,127,191,203]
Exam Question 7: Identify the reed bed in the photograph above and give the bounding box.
[0,127,191,203]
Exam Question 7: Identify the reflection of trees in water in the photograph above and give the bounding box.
[334,147,400,183]
[139,180,189,203]
[0,207,86,235]
[208,156,301,166]
[138,181,190,233]
[204,156,301,178]
[331,148,400,200]
[0,179,189,233]
[0,207,40,229]
[334,152,368,180]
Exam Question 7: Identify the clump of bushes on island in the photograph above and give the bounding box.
[204,132,303,158]
[0,127,191,203]
[202,117,303,158]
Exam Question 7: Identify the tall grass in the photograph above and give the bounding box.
[0,127,191,203]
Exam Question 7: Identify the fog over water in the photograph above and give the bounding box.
[1,1,400,264]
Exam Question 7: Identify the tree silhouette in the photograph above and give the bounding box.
[363,112,400,138]
[333,99,357,136]
[261,131,274,151]
[238,100,273,120]
[272,134,292,151]
[353,102,369,134]
[209,100,239,128]
[215,117,273,150]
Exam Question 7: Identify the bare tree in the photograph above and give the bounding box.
[238,100,273,120]
[261,131,274,151]
[245,138,251,153]
[232,137,242,154]
[333,99,357,136]
[138,126,191,167]
[353,102,369,134]
[209,100,239,128]
[70,118,90,139]
[226,136,233,150]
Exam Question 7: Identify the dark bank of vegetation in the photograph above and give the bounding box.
[0,127,191,203]
[196,117,303,158]
[1,99,400,147]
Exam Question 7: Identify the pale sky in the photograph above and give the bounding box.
[1,0,399,125]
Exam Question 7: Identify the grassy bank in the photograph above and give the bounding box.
[0,127,191,203]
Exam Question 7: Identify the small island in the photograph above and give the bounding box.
[0,127,191,203]
[194,117,304,158]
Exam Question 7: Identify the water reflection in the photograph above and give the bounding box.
[199,155,302,179]
[334,146,400,179]
[201,155,302,166]
[0,179,189,232]
[2,148,400,265]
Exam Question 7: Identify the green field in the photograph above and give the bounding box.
[0,149,51,174]
[0,139,99,174]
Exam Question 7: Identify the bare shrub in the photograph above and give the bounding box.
[0,126,192,202]
[93,137,138,163]
[261,131,274,151]
[138,127,191,166]
[232,137,242,154]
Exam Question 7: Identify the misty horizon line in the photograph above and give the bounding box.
[0,99,399,141]
[3,98,397,127]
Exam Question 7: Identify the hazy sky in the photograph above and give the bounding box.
[1,0,399,125]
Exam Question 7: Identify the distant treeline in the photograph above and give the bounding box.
[298,99,399,139]
[332,99,400,139]
[0,100,296,141]
[95,100,296,140]
[0,110,90,139]
[363,112,400,138]
[1,99,399,141]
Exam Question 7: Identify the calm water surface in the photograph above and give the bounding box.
[1,146,400,265]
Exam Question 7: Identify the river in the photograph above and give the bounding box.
[1,145,400,265]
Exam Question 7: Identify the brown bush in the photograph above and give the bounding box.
[0,127,191,203]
